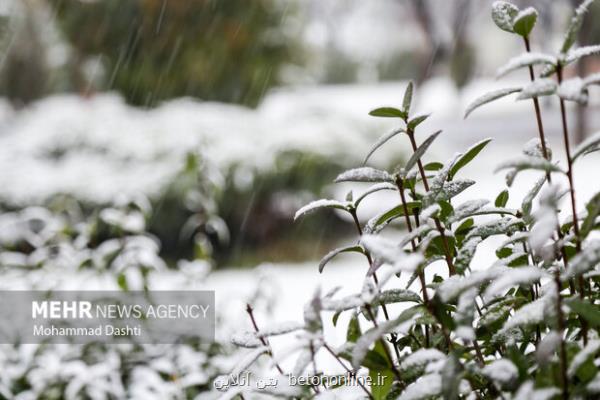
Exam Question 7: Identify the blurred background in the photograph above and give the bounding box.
[0,1,600,397]
[1,0,599,269]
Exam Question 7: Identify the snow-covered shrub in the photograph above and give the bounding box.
[225,2,600,399]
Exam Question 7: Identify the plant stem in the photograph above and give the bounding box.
[396,176,430,347]
[556,66,582,253]
[365,305,402,381]
[406,130,456,275]
[556,65,589,343]
[309,340,321,393]
[246,303,285,375]
[323,344,374,399]
[523,37,552,167]
[349,209,392,322]
[553,273,569,400]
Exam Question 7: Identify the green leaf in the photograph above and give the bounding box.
[448,138,492,180]
[117,272,128,291]
[407,114,430,131]
[464,87,521,118]
[370,364,394,399]
[347,313,361,343]
[370,202,421,229]
[492,1,520,33]
[375,289,422,305]
[567,298,600,327]
[424,162,443,171]
[369,107,407,119]
[403,81,414,114]
[582,192,600,238]
[363,128,405,165]
[441,353,462,400]
[319,245,365,273]
[512,7,538,37]
[561,0,595,54]
[572,131,600,161]
[495,190,510,207]
[403,130,442,175]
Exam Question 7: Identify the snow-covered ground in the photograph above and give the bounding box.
[1,77,598,205]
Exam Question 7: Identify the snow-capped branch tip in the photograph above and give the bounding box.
[294,199,349,221]
[334,167,394,184]
[464,87,522,118]
[496,52,557,78]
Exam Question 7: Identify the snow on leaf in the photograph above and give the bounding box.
[522,138,551,159]
[318,245,364,273]
[464,87,521,118]
[583,72,600,87]
[455,237,482,273]
[513,381,560,400]
[557,77,588,104]
[496,53,557,78]
[293,349,313,377]
[377,253,424,288]
[482,359,518,385]
[354,182,397,207]
[479,297,523,327]
[334,167,394,183]
[566,45,600,64]
[421,204,441,220]
[582,192,600,238]
[512,7,538,37]
[516,79,557,100]
[231,346,269,377]
[502,287,555,331]
[573,130,600,161]
[536,330,561,363]
[466,216,523,240]
[529,184,561,254]
[422,153,462,207]
[363,128,405,165]
[435,179,475,202]
[449,199,489,223]
[231,331,263,348]
[483,266,546,300]
[257,322,305,338]
[522,176,547,222]
[397,374,442,400]
[568,340,600,377]
[561,0,595,53]
[401,349,446,370]
[294,199,349,221]
[564,240,600,279]
[491,1,519,32]
[359,234,402,265]
[403,130,442,175]
[437,266,509,302]
[495,156,564,178]
[351,317,401,369]
[375,289,422,305]
[454,287,478,340]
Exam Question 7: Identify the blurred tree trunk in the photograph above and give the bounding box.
[572,0,592,144]
[0,0,48,108]
[409,0,439,84]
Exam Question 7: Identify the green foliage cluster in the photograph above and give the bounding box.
[50,0,298,107]
[226,1,600,399]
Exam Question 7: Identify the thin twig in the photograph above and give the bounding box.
[406,129,456,275]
